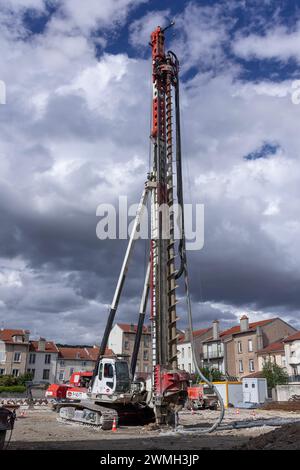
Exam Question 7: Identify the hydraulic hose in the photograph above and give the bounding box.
[168,50,225,432]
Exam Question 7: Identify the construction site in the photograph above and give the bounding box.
[1,1,300,457]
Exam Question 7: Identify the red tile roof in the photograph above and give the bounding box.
[0,329,30,343]
[58,347,91,361]
[58,346,113,361]
[220,318,275,338]
[178,328,211,344]
[258,340,284,354]
[30,341,59,353]
[283,331,300,343]
[117,323,151,334]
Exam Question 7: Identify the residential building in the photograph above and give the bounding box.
[178,327,212,373]
[55,345,105,382]
[26,338,59,383]
[202,316,297,379]
[202,320,225,373]
[257,340,287,371]
[283,331,300,377]
[108,323,151,375]
[0,329,30,377]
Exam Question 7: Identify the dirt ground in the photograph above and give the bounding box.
[6,406,300,450]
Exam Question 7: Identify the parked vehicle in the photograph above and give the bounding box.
[187,384,218,410]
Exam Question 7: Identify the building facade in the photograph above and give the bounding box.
[257,340,287,371]
[55,346,102,382]
[0,329,30,377]
[202,316,297,379]
[178,327,212,373]
[108,323,151,376]
[283,332,300,377]
[26,338,59,383]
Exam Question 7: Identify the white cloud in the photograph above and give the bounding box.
[233,22,300,62]
[129,9,171,48]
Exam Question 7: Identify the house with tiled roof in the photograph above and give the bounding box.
[202,316,297,379]
[257,339,287,371]
[0,328,30,377]
[26,338,59,383]
[283,331,300,377]
[55,345,113,382]
[177,327,212,373]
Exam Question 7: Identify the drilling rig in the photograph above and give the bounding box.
[57,24,191,428]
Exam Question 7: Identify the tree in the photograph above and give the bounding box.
[262,361,288,389]
[193,366,223,383]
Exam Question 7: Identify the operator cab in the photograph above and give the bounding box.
[94,357,131,396]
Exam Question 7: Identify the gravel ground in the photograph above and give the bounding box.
[6,406,300,450]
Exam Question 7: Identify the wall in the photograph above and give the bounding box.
[0,342,29,376]
[56,359,95,382]
[284,340,300,375]
[276,383,300,401]
[26,352,58,383]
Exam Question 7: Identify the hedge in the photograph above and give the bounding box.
[0,385,26,393]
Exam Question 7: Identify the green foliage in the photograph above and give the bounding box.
[0,372,33,387]
[194,366,223,383]
[0,385,26,394]
[262,361,289,389]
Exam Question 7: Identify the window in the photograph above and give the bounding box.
[188,363,192,373]
[248,339,253,352]
[249,360,255,372]
[45,354,51,364]
[188,347,191,358]
[0,369,5,375]
[59,371,65,382]
[29,353,36,364]
[43,369,50,380]
[124,341,129,350]
[239,360,244,373]
[104,363,114,378]
[82,361,87,366]
[144,365,148,373]
[237,342,242,354]
[143,350,149,361]
[27,369,35,378]
[181,348,184,358]
[60,360,65,366]
[13,352,21,363]
[12,369,20,377]
[0,351,6,362]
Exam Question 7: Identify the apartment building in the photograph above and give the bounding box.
[0,329,30,377]
[108,323,151,376]
[178,327,212,373]
[202,316,297,378]
[55,345,105,382]
[257,340,287,371]
[283,331,300,377]
[26,338,59,383]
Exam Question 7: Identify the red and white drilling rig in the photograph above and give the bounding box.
[57,24,194,429]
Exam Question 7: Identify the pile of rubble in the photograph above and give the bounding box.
[237,423,300,450]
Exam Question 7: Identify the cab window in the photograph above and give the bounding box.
[104,363,114,378]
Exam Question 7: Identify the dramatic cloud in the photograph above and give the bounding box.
[0,1,299,343]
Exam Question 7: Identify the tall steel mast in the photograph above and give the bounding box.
[98,24,189,425]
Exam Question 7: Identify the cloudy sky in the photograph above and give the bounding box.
[0,0,299,344]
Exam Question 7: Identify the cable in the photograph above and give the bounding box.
[167,49,225,432]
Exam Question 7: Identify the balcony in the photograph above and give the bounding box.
[288,356,300,365]
[203,350,224,360]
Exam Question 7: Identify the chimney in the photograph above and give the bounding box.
[38,337,46,351]
[256,325,263,350]
[212,320,220,340]
[130,324,135,332]
[24,330,30,342]
[240,315,249,332]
